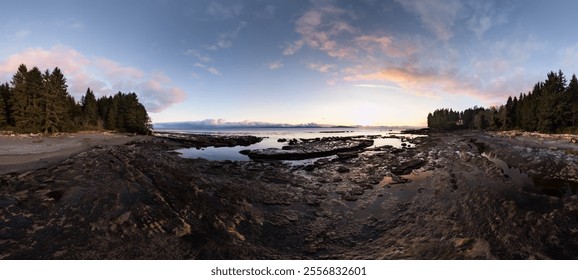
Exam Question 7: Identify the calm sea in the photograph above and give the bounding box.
[155,127,423,162]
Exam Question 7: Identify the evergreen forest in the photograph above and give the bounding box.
[427,70,578,134]
[0,64,151,134]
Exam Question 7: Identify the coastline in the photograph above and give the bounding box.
[0,130,577,259]
[0,131,145,175]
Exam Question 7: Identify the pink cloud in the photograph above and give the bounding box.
[0,45,186,113]
[94,58,144,80]
[285,2,357,59]
[306,62,335,73]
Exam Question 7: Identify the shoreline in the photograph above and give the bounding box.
[0,131,145,175]
[1,130,577,259]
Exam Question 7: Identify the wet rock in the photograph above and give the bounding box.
[3,130,578,260]
[243,139,374,160]
[341,194,358,201]
[154,132,263,148]
[392,159,426,175]
[303,165,315,171]
[349,187,364,196]
[337,166,350,173]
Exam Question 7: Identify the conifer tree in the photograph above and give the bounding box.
[81,88,99,127]
[41,67,70,133]
[10,64,29,131]
[568,74,578,128]
[2,64,151,134]
[0,83,7,127]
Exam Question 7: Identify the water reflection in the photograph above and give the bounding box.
[482,152,578,197]
[174,128,425,162]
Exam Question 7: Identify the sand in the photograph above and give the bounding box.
[0,131,143,174]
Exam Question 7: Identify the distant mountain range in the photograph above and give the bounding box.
[153,119,352,130]
[152,119,419,130]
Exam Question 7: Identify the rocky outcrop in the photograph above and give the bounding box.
[153,131,263,148]
[240,138,374,160]
[1,131,577,259]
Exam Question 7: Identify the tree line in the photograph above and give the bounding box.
[428,70,578,134]
[0,64,151,134]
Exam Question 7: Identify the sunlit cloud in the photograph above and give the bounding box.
[94,58,144,80]
[306,62,335,73]
[279,0,541,107]
[285,1,358,59]
[0,45,186,113]
[283,40,304,56]
[354,84,402,91]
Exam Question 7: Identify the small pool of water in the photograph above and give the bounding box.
[482,152,578,197]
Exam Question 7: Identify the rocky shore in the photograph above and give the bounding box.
[0,130,577,259]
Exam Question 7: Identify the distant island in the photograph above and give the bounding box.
[153,120,417,131]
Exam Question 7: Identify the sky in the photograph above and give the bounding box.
[2,0,578,127]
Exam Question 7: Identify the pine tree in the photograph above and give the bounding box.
[105,96,118,130]
[42,67,70,133]
[81,88,99,127]
[0,83,7,127]
[26,67,44,132]
[3,64,150,134]
[568,74,578,128]
[10,64,29,131]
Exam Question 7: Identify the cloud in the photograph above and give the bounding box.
[284,1,358,59]
[394,0,462,41]
[280,0,534,107]
[184,49,212,63]
[353,35,418,58]
[306,62,335,73]
[354,84,402,91]
[465,1,507,39]
[194,63,222,76]
[205,21,247,50]
[267,60,283,70]
[342,35,543,104]
[0,45,186,113]
[343,67,453,98]
[57,19,85,31]
[186,49,221,76]
[206,1,243,19]
[94,58,144,80]
[283,40,305,56]
[255,4,276,19]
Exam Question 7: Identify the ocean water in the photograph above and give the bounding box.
[158,127,424,162]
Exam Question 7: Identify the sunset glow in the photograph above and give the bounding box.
[2,0,578,126]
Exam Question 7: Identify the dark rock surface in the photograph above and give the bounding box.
[240,138,374,160]
[1,131,577,259]
[153,131,263,148]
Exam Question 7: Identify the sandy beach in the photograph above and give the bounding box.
[0,132,143,175]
